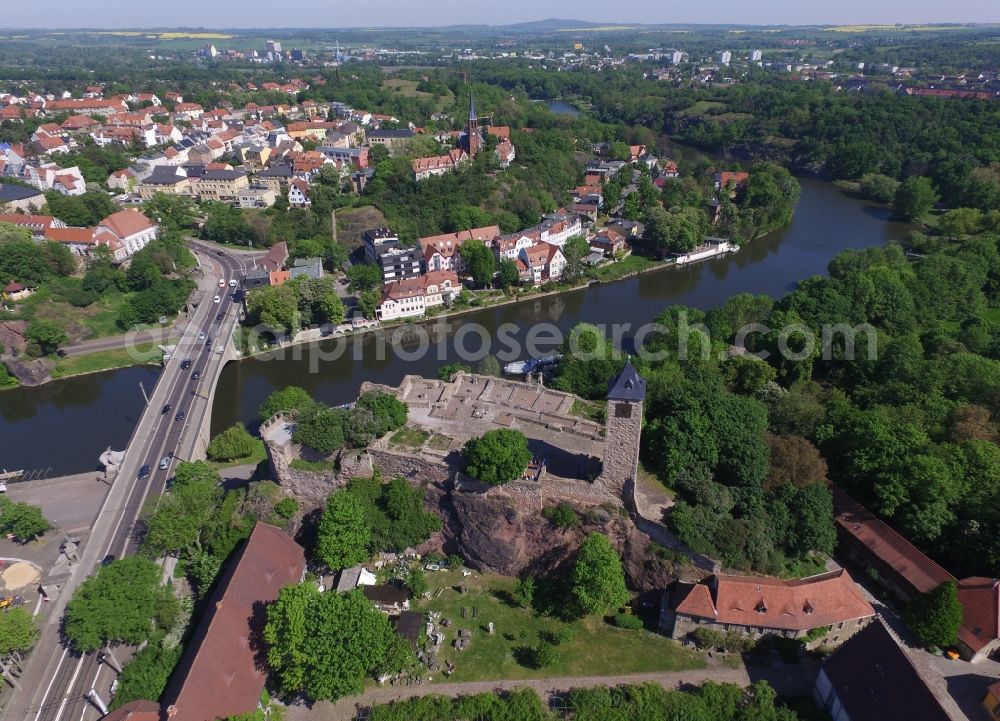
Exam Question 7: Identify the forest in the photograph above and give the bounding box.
[555,209,1000,579]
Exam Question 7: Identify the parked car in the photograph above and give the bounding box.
[138,464,151,480]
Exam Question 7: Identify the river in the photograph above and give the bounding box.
[0,179,910,475]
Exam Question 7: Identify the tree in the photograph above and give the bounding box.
[937,208,983,238]
[905,581,963,649]
[406,566,427,597]
[497,257,520,288]
[478,355,502,376]
[109,643,183,710]
[570,533,630,616]
[764,434,828,491]
[200,202,252,244]
[512,577,535,608]
[0,607,38,689]
[346,263,383,293]
[859,173,899,204]
[438,363,471,381]
[459,239,496,288]
[264,584,396,701]
[247,284,299,335]
[258,386,316,420]
[608,141,631,162]
[562,234,590,282]
[63,557,178,652]
[0,497,52,542]
[293,405,347,453]
[357,289,380,320]
[893,176,939,221]
[141,464,223,557]
[206,423,258,462]
[462,428,533,485]
[316,491,371,570]
[24,319,68,356]
[356,390,409,433]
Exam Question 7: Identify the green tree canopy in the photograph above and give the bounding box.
[905,580,963,649]
[893,176,939,221]
[570,533,630,617]
[259,385,316,420]
[316,491,371,571]
[462,428,533,485]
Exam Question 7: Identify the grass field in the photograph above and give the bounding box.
[389,427,431,448]
[414,571,704,683]
[569,398,604,423]
[209,440,268,471]
[592,254,658,282]
[383,79,453,113]
[51,346,160,379]
[288,457,337,473]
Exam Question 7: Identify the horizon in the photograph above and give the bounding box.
[4,1,1000,31]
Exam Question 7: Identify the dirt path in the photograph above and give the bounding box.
[286,663,758,721]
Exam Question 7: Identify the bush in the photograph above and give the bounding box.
[274,498,299,520]
[0,496,52,542]
[206,423,258,462]
[531,640,556,669]
[438,363,472,381]
[259,386,316,420]
[346,473,442,553]
[691,627,725,650]
[612,613,644,630]
[512,577,535,608]
[542,502,580,529]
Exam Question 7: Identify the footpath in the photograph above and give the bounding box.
[287,659,816,721]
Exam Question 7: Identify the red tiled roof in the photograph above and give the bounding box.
[673,583,717,619]
[161,523,305,721]
[46,227,97,244]
[957,577,1000,652]
[99,700,161,721]
[100,210,156,239]
[832,487,954,596]
[989,680,1000,702]
[419,226,499,260]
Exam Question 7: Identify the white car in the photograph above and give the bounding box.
[198,332,206,341]
[229,279,238,287]
[213,295,221,304]
[218,279,225,288]
[216,344,225,354]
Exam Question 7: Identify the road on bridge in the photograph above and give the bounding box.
[5,242,252,721]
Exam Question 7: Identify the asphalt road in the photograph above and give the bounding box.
[5,244,249,721]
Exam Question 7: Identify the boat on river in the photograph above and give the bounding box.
[503,354,562,375]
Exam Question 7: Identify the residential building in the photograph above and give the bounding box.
[235,187,276,209]
[956,577,1000,662]
[714,171,750,193]
[96,210,159,260]
[367,128,415,156]
[107,169,136,192]
[258,241,289,273]
[412,149,467,181]
[814,621,953,721]
[256,164,294,193]
[287,178,311,208]
[832,487,955,602]
[362,227,400,263]
[138,167,192,199]
[289,257,323,281]
[3,281,33,301]
[518,242,566,286]
[420,226,500,273]
[495,139,516,167]
[986,680,1000,721]
[103,524,305,721]
[0,184,44,213]
[0,214,65,238]
[662,569,875,648]
[589,229,626,257]
[317,145,369,170]
[195,169,250,202]
[27,164,85,195]
[377,270,460,321]
[371,243,422,283]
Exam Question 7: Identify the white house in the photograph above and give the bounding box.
[287,178,311,208]
[377,271,460,321]
[518,242,565,286]
[96,210,159,260]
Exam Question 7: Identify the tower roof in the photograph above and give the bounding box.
[607,359,646,402]
[468,94,477,122]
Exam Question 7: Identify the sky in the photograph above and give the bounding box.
[5,0,1000,29]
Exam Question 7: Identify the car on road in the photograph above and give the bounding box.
[216,313,224,321]
[213,295,221,303]
[162,403,172,414]
[229,279,238,287]
[175,410,186,421]
[216,251,224,257]
[101,554,116,567]
[216,344,225,354]
[180,359,192,370]
[138,464,151,480]
[159,455,172,470]
[198,332,206,341]
[192,370,201,380]
[218,279,225,288]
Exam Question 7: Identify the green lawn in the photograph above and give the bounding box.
[51,346,161,378]
[983,307,1000,324]
[427,434,454,451]
[289,458,338,472]
[592,254,658,282]
[389,427,430,448]
[569,398,605,423]
[676,100,726,117]
[208,439,268,470]
[414,571,704,683]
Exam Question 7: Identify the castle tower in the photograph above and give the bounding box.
[599,359,646,499]
[466,94,481,158]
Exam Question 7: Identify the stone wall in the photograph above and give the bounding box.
[265,433,373,508]
[598,398,643,500]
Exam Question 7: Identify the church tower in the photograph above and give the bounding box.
[598,359,646,500]
[466,94,481,158]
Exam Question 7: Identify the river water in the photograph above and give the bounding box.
[0,179,909,475]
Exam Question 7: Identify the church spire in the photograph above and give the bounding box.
[469,93,477,122]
